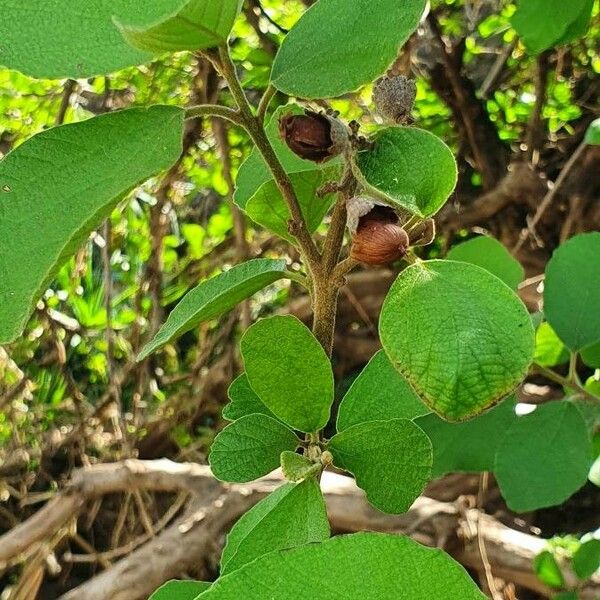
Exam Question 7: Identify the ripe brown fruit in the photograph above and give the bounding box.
[351,215,410,265]
[279,110,348,163]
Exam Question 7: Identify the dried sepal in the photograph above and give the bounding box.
[372,75,416,124]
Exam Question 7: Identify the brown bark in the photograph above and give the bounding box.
[1,460,598,600]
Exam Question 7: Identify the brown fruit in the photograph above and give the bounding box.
[279,110,348,163]
[351,217,409,265]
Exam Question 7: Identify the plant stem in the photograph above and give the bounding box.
[531,363,599,404]
[184,104,244,126]
[214,45,321,271]
[257,84,277,125]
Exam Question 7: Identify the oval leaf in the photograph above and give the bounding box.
[271,0,427,98]
[0,1,193,78]
[495,401,592,512]
[209,414,298,483]
[380,260,535,421]
[572,539,600,580]
[544,232,600,352]
[201,533,487,599]
[511,0,594,54]
[221,479,329,576]
[337,350,429,432]
[0,106,184,344]
[138,259,288,360]
[115,0,242,53]
[415,397,517,478]
[329,419,432,514]
[222,373,276,422]
[447,236,524,290]
[355,127,457,218]
[241,316,334,433]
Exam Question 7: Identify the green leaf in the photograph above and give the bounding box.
[0,1,194,78]
[495,401,592,512]
[355,127,457,218]
[115,0,242,53]
[220,479,329,576]
[379,260,535,421]
[534,322,570,368]
[222,374,276,422]
[533,550,564,589]
[0,106,184,345]
[581,341,600,369]
[328,419,432,514]
[447,236,524,290]
[280,451,320,481]
[585,118,600,145]
[554,593,578,600]
[200,533,487,599]
[415,396,517,478]
[149,580,211,600]
[138,259,288,360]
[572,539,600,580]
[234,105,338,240]
[241,316,334,433]
[245,170,336,242]
[511,0,594,54]
[337,351,429,432]
[271,0,427,99]
[209,414,298,483]
[544,233,600,352]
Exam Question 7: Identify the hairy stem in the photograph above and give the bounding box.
[214,45,321,270]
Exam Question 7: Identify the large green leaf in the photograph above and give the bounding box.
[447,236,524,290]
[354,127,457,218]
[270,0,427,98]
[544,233,600,352]
[415,397,517,478]
[222,374,276,422]
[379,260,535,421]
[200,533,487,599]
[328,419,432,514]
[0,106,184,345]
[150,580,211,600]
[209,414,298,483]
[221,479,329,576]
[234,105,338,240]
[115,0,242,53]
[336,350,429,432]
[241,316,334,433]
[511,0,594,54]
[0,1,192,78]
[495,401,592,512]
[138,259,288,360]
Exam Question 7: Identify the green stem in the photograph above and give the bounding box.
[531,363,599,404]
[257,84,277,125]
[184,104,243,126]
[214,45,321,271]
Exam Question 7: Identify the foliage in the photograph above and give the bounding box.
[0,0,598,597]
